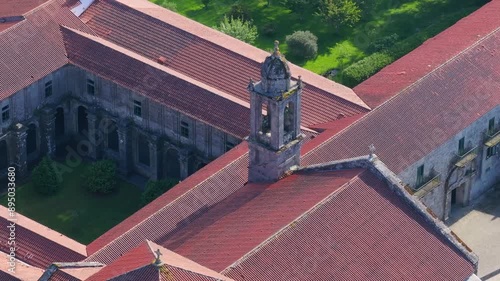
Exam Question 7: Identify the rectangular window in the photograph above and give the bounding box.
[133,100,142,117]
[488,118,495,134]
[486,146,497,159]
[1,105,9,122]
[180,121,189,138]
[458,137,465,155]
[45,81,53,97]
[416,165,425,186]
[87,79,95,95]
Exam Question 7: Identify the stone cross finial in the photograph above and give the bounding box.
[297,75,303,89]
[273,40,280,55]
[153,249,163,266]
[369,144,376,161]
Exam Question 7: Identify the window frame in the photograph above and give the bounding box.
[133,100,142,118]
[44,80,53,97]
[180,121,190,138]
[416,165,425,186]
[86,78,95,95]
[458,137,465,155]
[1,105,10,122]
[488,118,495,134]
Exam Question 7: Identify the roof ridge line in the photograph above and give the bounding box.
[110,0,370,110]
[303,27,500,160]
[221,168,365,274]
[87,151,249,259]
[166,264,227,281]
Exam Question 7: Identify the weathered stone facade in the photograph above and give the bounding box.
[0,64,240,181]
[398,105,500,220]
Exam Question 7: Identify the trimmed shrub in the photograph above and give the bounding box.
[82,160,117,194]
[285,30,318,60]
[341,52,393,87]
[227,2,251,21]
[368,33,399,53]
[32,157,59,195]
[141,179,178,206]
[214,16,258,44]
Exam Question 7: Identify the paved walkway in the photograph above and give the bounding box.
[448,184,500,281]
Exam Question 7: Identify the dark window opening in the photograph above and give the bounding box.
[107,121,119,152]
[458,137,465,155]
[133,100,142,117]
[2,105,9,122]
[261,102,270,134]
[416,165,425,186]
[77,106,88,135]
[45,81,53,97]
[489,118,495,134]
[284,102,295,135]
[486,146,497,159]
[164,149,180,179]
[180,121,189,138]
[138,137,150,166]
[87,79,95,95]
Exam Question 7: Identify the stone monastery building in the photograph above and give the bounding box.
[0,0,499,280]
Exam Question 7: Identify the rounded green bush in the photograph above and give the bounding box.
[285,30,318,60]
[32,157,60,195]
[82,160,117,194]
[341,52,393,87]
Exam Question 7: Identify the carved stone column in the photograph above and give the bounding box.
[86,111,98,160]
[179,151,189,180]
[41,107,56,157]
[14,124,28,178]
[117,120,131,176]
[149,135,160,181]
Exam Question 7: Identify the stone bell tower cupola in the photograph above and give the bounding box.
[247,41,304,182]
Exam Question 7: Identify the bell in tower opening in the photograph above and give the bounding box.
[247,41,304,182]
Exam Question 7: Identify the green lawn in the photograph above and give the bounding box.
[155,0,486,77]
[0,162,142,244]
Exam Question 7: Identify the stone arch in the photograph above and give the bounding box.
[0,140,8,170]
[284,101,295,135]
[164,148,180,180]
[26,124,37,155]
[77,106,88,135]
[55,107,65,137]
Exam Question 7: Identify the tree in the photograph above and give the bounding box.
[82,160,117,194]
[282,0,312,14]
[316,0,361,30]
[141,179,178,206]
[285,30,318,59]
[214,16,258,44]
[202,0,210,8]
[32,157,60,195]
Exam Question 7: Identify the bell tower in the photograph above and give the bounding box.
[247,41,304,182]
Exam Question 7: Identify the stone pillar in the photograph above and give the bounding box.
[86,111,98,160]
[14,124,28,178]
[117,121,131,176]
[41,108,56,157]
[148,135,160,181]
[179,151,189,180]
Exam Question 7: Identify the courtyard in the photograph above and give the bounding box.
[448,183,500,281]
[0,161,143,244]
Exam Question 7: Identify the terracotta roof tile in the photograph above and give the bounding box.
[303,28,500,174]
[62,26,252,138]
[0,0,49,17]
[222,170,474,280]
[0,271,21,281]
[0,0,95,99]
[353,0,500,107]
[80,0,369,128]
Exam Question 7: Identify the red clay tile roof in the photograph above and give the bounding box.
[86,141,250,261]
[0,217,85,269]
[0,0,95,99]
[79,0,369,128]
[48,270,81,281]
[88,240,233,281]
[62,26,252,138]
[222,170,474,281]
[303,28,500,174]
[353,0,500,108]
[0,271,21,281]
[0,0,49,17]
[157,169,363,272]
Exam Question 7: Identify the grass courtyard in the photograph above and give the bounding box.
[0,161,142,244]
[155,0,487,84]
